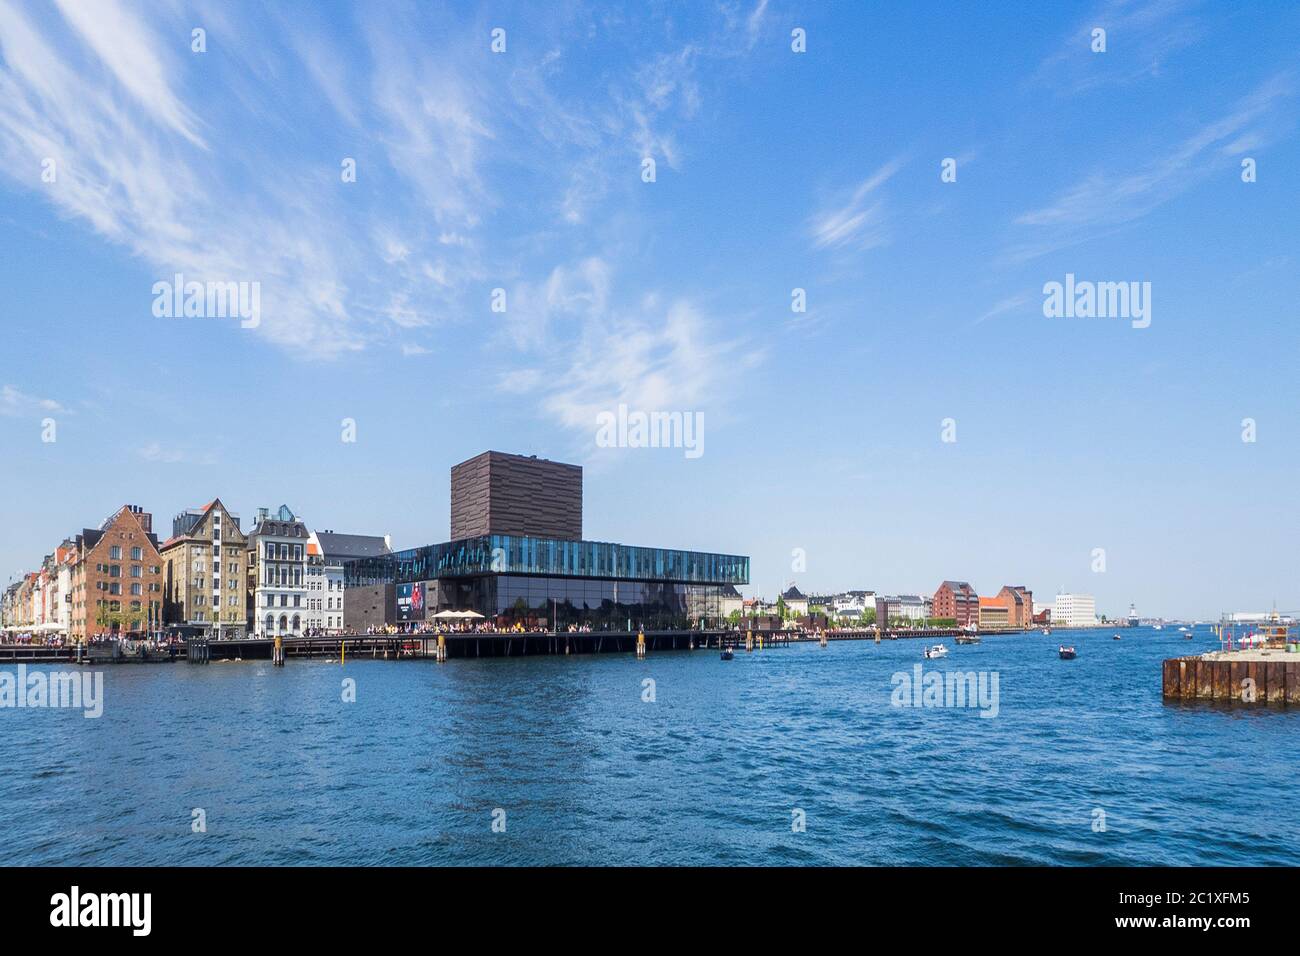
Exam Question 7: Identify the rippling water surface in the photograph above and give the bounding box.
[1,627,1295,865]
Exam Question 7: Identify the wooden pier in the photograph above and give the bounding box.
[1162,654,1300,705]
[0,644,75,663]
[0,642,178,664]
[178,625,1024,663]
[187,630,788,662]
[4,625,1023,669]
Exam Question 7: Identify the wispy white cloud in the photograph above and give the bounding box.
[1033,0,1203,94]
[0,1,771,367]
[51,0,205,146]
[0,0,371,357]
[972,294,1032,326]
[498,261,764,442]
[809,158,905,251]
[1007,74,1293,262]
[498,257,612,351]
[0,384,64,417]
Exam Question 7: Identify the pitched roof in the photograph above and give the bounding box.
[781,585,807,600]
[315,531,392,560]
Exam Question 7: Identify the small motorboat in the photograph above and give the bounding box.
[955,634,980,645]
[1058,645,1077,660]
[720,648,734,661]
[1041,627,1051,636]
[1112,634,1122,641]
[924,644,948,659]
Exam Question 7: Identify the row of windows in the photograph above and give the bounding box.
[264,569,304,587]
[347,535,749,587]
[264,543,304,560]
[96,563,160,576]
[96,582,161,594]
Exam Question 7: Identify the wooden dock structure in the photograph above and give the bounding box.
[1163,654,1300,705]
[186,630,795,662]
[2,625,1027,668]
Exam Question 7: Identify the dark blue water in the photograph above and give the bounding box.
[1,627,1294,865]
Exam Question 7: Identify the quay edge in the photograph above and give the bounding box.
[1162,654,1300,705]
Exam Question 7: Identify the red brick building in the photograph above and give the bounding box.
[995,585,1034,629]
[932,580,978,627]
[69,505,164,641]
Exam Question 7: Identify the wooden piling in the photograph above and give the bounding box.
[1164,654,1299,706]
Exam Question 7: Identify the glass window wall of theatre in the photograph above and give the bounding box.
[345,535,750,587]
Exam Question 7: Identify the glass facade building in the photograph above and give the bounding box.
[345,534,749,631]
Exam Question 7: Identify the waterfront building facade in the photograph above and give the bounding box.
[1052,592,1097,628]
[978,596,1010,629]
[247,505,309,637]
[346,452,748,631]
[874,594,929,624]
[450,451,582,540]
[832,590,875,619]
[780,585,809,616]
[719,584,744,618]
[932,580,978,626]
[68,505,164,641]
[304,533,343,634]
[160,499,248,639]
[0,582,20,629]
[992,585,1034,629]
[305,531,392,634]
[54,542,74,634]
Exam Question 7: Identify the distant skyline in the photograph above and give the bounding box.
[3,1,1300,619]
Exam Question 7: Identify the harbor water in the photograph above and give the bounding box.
[1,626,1295,865]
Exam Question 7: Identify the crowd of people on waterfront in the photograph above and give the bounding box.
[0,632,69,646]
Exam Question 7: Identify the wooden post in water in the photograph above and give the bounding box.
[636,630,646,659]
[436,633,447,663]
[273,634,284,667]
[746,629,754,653]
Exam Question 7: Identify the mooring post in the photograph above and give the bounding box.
[273,634,284,667]
[636,630,646,659]
[436,633,447,663]
[746,629,754,653]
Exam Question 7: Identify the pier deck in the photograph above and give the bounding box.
[2,625,1030,666]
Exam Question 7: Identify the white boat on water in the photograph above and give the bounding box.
[924,644,948,659]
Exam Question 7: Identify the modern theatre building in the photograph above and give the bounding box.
[344,451,748,631]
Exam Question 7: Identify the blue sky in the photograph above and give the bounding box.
[2,0,1298,618]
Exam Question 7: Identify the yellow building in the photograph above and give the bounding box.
[160,499,248,638]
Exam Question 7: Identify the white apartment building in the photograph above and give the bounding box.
[1052,593,1098,628]
[305,531,345,634]
[833,590,875,616]
[248,505,310,638]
